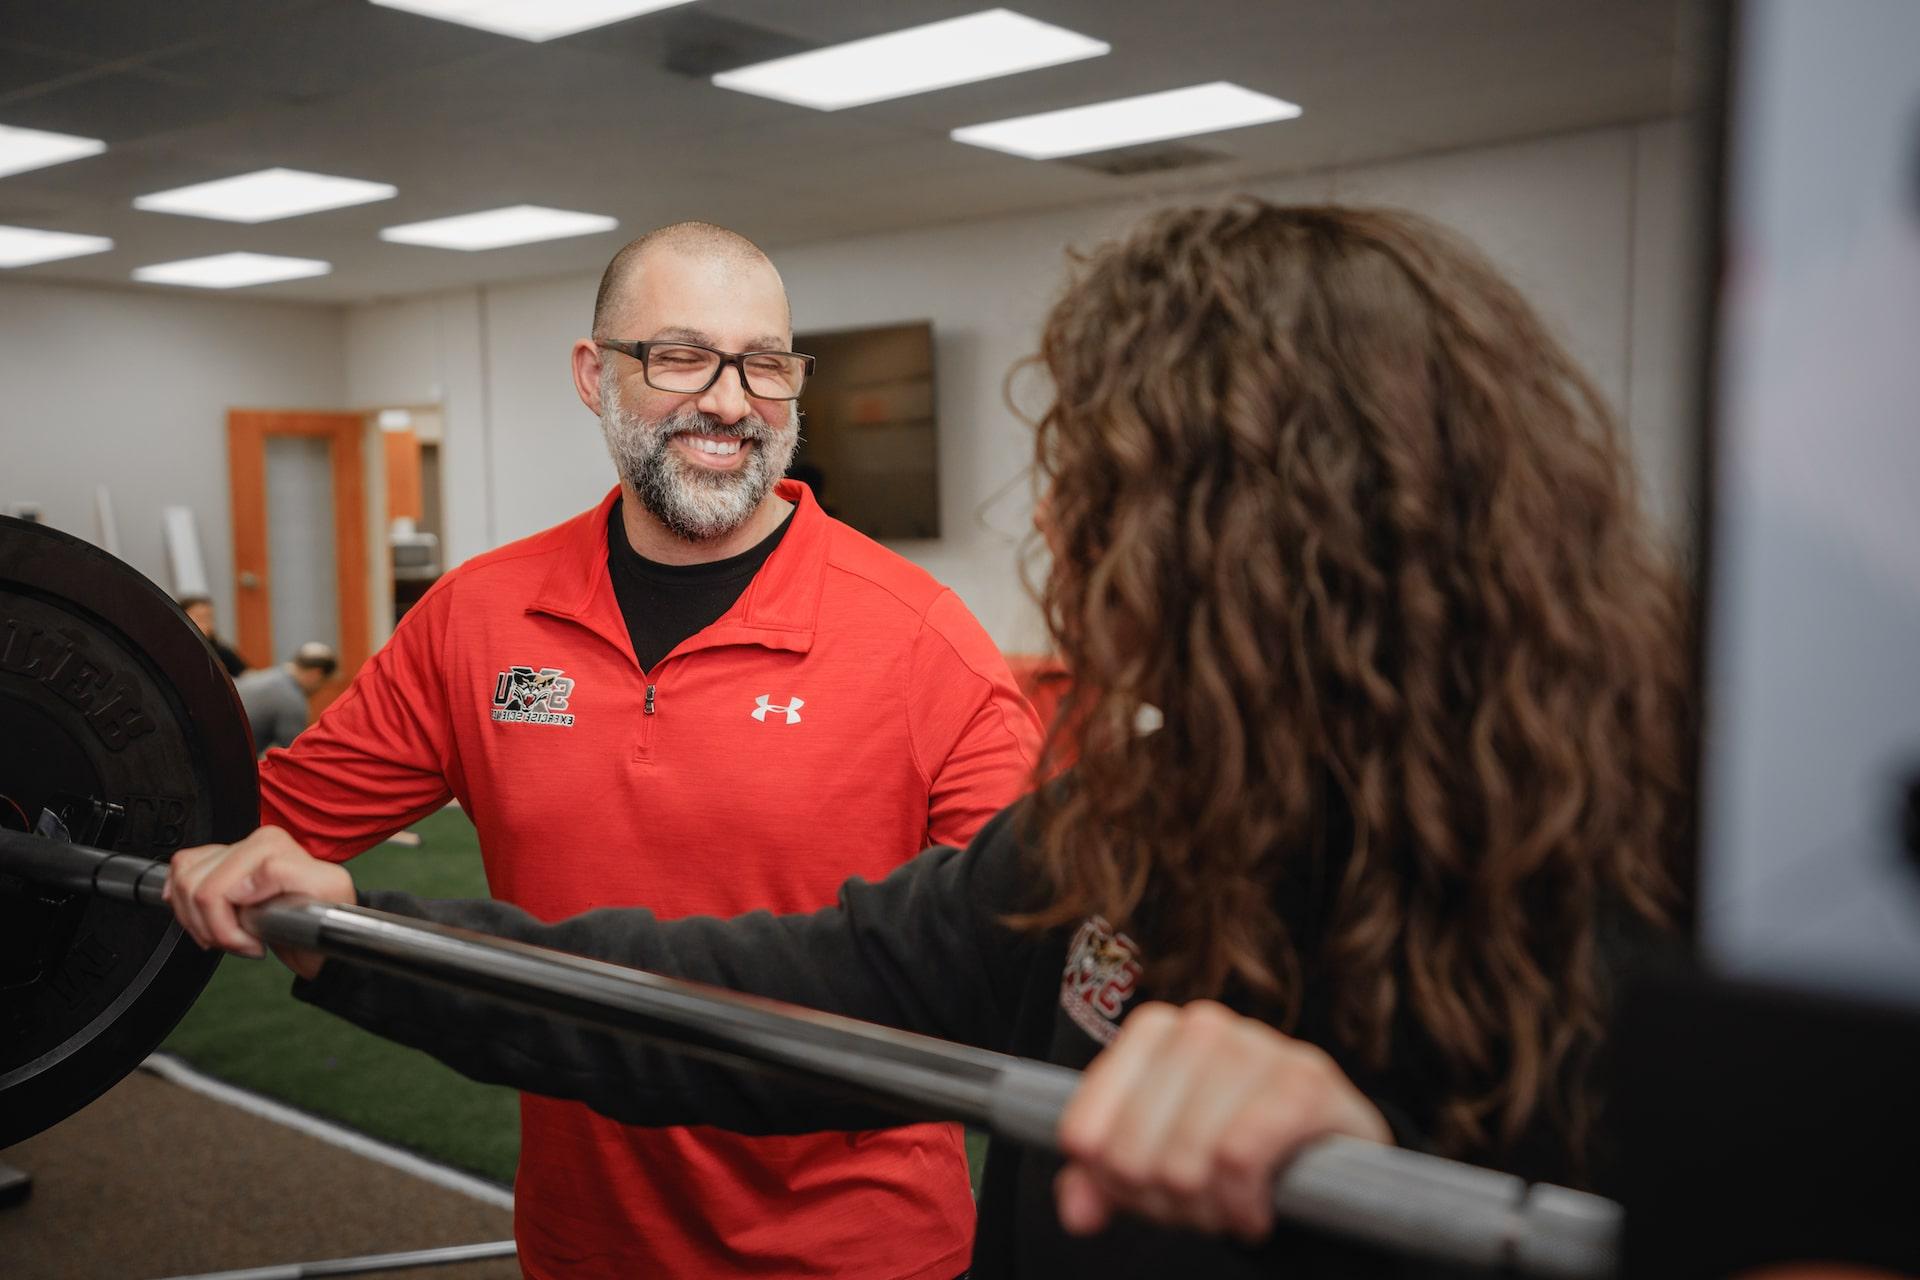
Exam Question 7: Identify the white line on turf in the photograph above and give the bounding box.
[141,1052,515,1211]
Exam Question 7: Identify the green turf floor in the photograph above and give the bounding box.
[160,806,990,1191]
[160,806,523,1183]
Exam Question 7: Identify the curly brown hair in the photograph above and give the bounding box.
[1021,201,1690,1163]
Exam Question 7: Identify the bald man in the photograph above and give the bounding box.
[187,223,1041,1279]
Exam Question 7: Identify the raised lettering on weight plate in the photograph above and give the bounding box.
[45,931,122,1009]
[0,617,41,675]
[120,794,191,854]
[0,615,155,751]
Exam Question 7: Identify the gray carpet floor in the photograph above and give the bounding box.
[0,1069,519,1279]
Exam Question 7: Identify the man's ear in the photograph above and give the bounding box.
[571,339,605,415]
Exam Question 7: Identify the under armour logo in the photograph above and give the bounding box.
[751,695,804,725]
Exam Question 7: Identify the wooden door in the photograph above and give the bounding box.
[227,410,368,713]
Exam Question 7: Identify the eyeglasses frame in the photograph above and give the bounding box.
[593,338,816,401]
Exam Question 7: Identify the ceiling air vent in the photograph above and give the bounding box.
[662,12,818,78]
[1057,143,1229,178]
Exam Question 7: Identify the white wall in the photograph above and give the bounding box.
[0,280,347,622]
[344,291,491,572]
[344,118,1705,652]
[1627,118,1710,534]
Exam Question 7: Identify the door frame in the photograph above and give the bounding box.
[227,410,370,706]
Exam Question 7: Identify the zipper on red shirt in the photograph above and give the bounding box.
[632,680,658,763]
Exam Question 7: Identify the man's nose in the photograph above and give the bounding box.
[696,363,751,425]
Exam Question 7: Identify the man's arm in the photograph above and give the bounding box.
[908,589,1043,847]
[183,588,459,952]
[258,585,459,859]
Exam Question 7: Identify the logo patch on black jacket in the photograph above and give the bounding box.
[1061,916,1142,1044]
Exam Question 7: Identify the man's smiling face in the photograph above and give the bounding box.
[595,249,800,542]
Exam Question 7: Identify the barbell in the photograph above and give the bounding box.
[0,515,1621,1277]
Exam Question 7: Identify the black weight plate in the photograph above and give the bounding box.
[0,515,257,1148]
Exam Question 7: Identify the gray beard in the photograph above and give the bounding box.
[599,371,798,543]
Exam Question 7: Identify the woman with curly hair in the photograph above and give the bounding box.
[169,201,1691,1276]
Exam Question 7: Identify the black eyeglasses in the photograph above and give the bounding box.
[594,339,815,400]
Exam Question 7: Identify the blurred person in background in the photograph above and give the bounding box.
[235,642,337,754]
[179,593,247,678]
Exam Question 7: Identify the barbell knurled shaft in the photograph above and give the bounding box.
[0,830,1621,1277]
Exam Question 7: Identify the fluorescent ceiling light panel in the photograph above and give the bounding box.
[132,252,331,289]
[952,81,1302,159]
[369,0,694,42]
[379,204,618,251]
[133,167,397,223]
[0,124,107,180]
[713,9,1108,111]
[0,226,113,268]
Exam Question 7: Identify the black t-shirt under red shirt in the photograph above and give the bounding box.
[605,496,795,672]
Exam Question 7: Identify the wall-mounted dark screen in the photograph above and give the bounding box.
[788,321,938,540]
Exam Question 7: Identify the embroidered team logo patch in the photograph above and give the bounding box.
[1060,916,1143,1045]
[490,666,575,727]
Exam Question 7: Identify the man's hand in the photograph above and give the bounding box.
[1055,1000,1393,1243]
[162,825,355,979]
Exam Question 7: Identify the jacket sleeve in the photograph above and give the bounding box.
[293,804,1044,1135]
[907,589,1043,847]
[257,580,458,860]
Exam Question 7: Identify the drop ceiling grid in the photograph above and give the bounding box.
[0,0,1692,302]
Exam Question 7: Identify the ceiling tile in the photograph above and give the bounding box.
[0,69,276,143]
[149,4,508,103]
[0,43,91,98]
[0,1,314,63]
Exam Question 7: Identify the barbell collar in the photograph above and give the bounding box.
[0,830,1621,1277]
[0,828,169,906]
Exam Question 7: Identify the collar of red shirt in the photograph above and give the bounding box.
[526,478,828,663]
